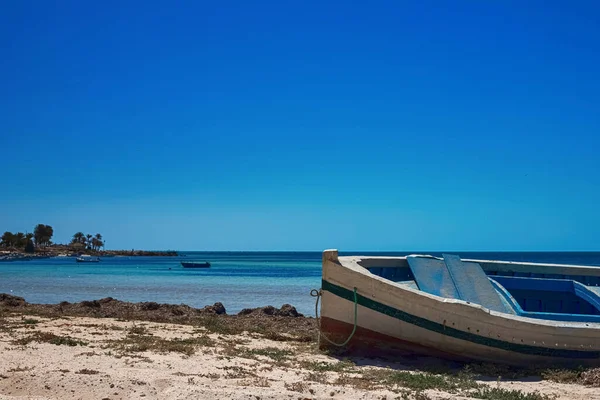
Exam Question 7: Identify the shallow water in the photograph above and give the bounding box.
[1,251,599,315]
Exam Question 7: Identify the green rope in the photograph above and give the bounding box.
[310,287,358,347]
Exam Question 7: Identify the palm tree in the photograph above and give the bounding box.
[94,234,104,251]
[86,234,92,249]
[72,232,85,244]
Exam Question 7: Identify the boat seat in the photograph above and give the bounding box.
[405,255,460,299]
[407,254,515,314]
[443,254,514,314]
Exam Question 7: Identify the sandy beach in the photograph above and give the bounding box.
[1,295,600,400]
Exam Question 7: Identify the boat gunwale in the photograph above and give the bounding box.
[339,254,600,277]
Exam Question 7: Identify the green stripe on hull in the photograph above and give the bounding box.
[322,279,600,360]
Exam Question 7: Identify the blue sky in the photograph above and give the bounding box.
[1,1,599,251]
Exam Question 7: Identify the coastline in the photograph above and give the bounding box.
[0,247,178,262]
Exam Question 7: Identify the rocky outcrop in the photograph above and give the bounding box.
[238,304,303,317]
[0,293,27,307]
[0,293,301,322]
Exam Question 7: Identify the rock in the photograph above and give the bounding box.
[237,304,302,317]
[99,297,115,304]
[0,293,26,307]
[262,305,277,315]
[278,304,302,317]
[239,305,276,315]
[170,307,185,316]
[140,302,160,311]
[81,300,101,308]
[202,302,226,315]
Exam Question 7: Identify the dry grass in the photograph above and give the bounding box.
[469,386,556,400]
[242,347,293,361]
[196,315,315,343]
[239,377,271,387]
[75,369,99,375]
[306,371,329,384]
[127,325,150,335]
[301,359,356,373]
[12,331,88,347]
[302,365,557,400]
[220,365,258,379]
[284,381,308,392]
[105,332,215,356]
[542,367,600,387]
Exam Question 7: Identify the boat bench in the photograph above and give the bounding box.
[406,254,514,314]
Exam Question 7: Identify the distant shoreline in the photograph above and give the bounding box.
[0,247,178,261]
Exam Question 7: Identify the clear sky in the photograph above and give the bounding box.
[1,1,599,251]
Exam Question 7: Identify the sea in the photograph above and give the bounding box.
[2,251,600,316]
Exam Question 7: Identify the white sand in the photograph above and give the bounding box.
[0,316,598,400]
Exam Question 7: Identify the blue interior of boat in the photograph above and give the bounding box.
[490,276,600,322]
[367,255,600,322]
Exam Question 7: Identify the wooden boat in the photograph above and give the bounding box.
[181,261,211,268]
[318,249,600,366]
[76,256,100,263]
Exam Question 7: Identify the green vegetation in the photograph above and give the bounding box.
[70,231,104,251]
[75,369,100,375]
[295,359,559,400]
[12,331,88,347]
[0,224,107,253]
[105,331,215,356]
[1,224,54,251]
[1,231,31,249]
[33,224,54,247]
[468,386,556,400]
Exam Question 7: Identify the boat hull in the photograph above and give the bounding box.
[320,250,600,366]
[181,262,211,268]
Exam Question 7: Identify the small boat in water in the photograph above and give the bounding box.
[181,261,211,268]
[76,256,100,263]
[318,250,600,366]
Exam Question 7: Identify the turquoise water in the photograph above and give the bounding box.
[0,252,322,315]
[1,252,600,315]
